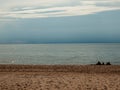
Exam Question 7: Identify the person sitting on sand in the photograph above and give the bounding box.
[106,62,111,65]
[96,61,101,65]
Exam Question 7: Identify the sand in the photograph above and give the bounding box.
[0,65,119,90]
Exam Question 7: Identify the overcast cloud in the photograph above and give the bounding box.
[0,0,120,43]
[0,0,120,19]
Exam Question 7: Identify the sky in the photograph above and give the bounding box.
[0,0,120,43]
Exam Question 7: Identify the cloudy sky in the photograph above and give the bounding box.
[0,0,120,43]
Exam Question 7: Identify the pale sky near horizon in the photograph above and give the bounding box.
[0,0,120,43]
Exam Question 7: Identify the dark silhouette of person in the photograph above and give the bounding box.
[106,62,111,65]
[96,61,101,65]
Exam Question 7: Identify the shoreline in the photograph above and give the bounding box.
[0,64,119,73]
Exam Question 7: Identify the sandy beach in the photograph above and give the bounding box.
[0,65,119,90]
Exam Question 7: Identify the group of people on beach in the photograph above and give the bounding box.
[96,61,111,65]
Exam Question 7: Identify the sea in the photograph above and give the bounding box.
[0,43,120,65]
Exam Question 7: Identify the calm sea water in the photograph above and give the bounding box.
[0,43,120,65]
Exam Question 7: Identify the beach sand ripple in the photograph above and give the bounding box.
[0,65,119,90]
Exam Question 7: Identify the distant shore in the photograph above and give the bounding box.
[0,64,120,90]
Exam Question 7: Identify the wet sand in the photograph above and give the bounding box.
[0,65,120,90]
